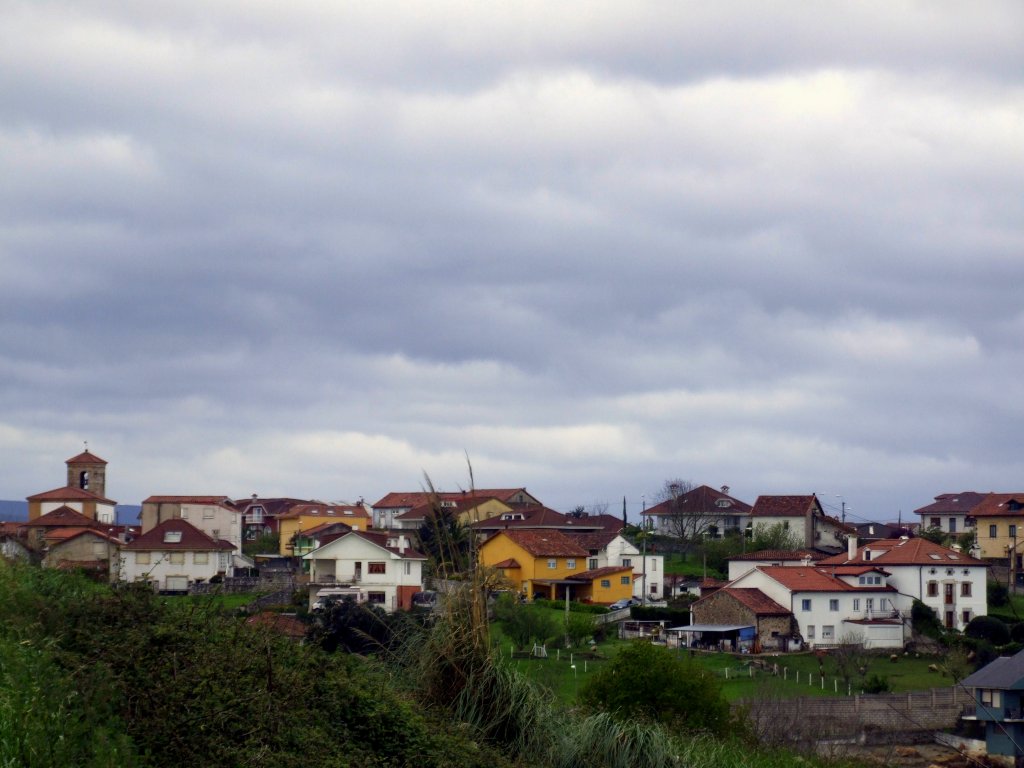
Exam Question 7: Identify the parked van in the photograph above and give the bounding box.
[311,587,366,611]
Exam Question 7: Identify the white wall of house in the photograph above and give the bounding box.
[179,503,241,554]
[120,548,231,589]
[39,500,116,524]
[583,535,665,600]
[879,562,987,631]
[728,568,904,648]
[303,534,424,612]
[919,513,972,535]
[648,512,749,538]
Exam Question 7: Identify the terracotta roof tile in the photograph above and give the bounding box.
[142,496,236,506]
[124,519,233,551]
[818,537,986,567]
[567,565,632,581]
[914,492,990,516]
[645,485,753,518]
[497,529,589,558]
[65,450,107,465]
[24,506,99,528]
[277,504,370,521]
[749,495,818,518]
[492,558,521,569]
[373,488,538,509]
[728,549,826,562]
[27,486,116,504]
[759,565,895,592]
[965,494,1024,518]
[715,587,791,616]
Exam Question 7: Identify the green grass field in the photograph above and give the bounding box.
[495,626,956,707]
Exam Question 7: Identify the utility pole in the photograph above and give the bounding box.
[641,495,647,605]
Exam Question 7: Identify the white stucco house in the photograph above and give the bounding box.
[568,530,665,601]
[726,549,829,582]
[818,536,988,631]
[748,494,854,552]
[121,518,235,592]
[303,530,427,612]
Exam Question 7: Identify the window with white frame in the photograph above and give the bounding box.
[547,559,557,569]
[589,558,598,569]
[866,598,874,612]
[567,559,576,570]
[801,599,812,611]
[620,576,630,585]
[194,552,208,565]
[807,625,815,639]
[961,582,972,597]
[829,599,839,611]
[621,558,632,568]
[601,579,610,588]
[650,559,657,571]
[853,598,860,611]
[403,561,411,575]
[822,626,834,639]
[136,552,151,565]
[203,507,215,519]
[169,552,185,565]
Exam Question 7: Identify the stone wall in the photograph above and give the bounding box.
[740,686,973,742]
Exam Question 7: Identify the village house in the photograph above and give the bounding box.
[121,518,236,592]
[371,488,541,529]
[914,491,989,536]
[726,549,828,581]
[303,530,427,611]
[277,503,371,557]
[748,494,853,553]
[566,529,664,602]
[961,648,1024,761]
[818,536,988,631]
[643,484,752,539]
[233,496,313,542]
[478,529,633,604]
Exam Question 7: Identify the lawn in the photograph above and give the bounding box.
[494,623,956,707]
[164,592,264,611]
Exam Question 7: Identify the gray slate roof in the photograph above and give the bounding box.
[962,650,1024,690]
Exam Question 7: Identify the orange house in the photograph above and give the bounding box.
[479,529,633,604]
[278,504,372,557]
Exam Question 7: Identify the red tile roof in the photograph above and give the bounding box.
[566,530,620,551]
[710,587,791,616]
[492,558,521,569]
[123,519,234,551]
[298,521,353,537]
[495,529,589,558]
[728,549,826,562]
[964,494,1024,518]
[278,504,370,521]
[46,527,120,545]
[749,495,819,517]
[645,485,753,517]
[758,566,895,593]
[818,537,986,567]
[567,565,632,581]
[65,450,107,465]
[142,496,236,506]
[373,488,538,509]
[473,506,604,532]
[23,506,99,528]
[26,486,116,504]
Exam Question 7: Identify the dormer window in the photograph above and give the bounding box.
[163,531,183,544]
[863,550,871,561]
[715,499,731,508]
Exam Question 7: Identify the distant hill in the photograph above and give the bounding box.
[0,500,142,525]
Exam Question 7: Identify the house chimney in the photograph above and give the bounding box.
[721,485,730,495]
[951,544,962,553]
[397,534,407,554]
[847,535,858,561]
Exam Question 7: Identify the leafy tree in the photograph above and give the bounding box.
[749,522,804,552]
[243,531,279,556]
[493,596,559,650]
[564,611,595,648]
[308,595,417,654]
[911,599,944,639]
[580,641,730,735]
[917,526,948,545]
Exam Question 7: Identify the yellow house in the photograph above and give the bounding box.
[393,496,513,529]
[278,504,372,557]
[479,529,633,604]
[969,494,1024,569]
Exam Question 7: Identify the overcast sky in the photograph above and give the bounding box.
[2,1,1022,525]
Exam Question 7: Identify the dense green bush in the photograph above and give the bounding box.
[580,641,731,735]
[863,674,891,694]
[965,615,1011,646]
[988,580,1010,608]
[532,597,608,614]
